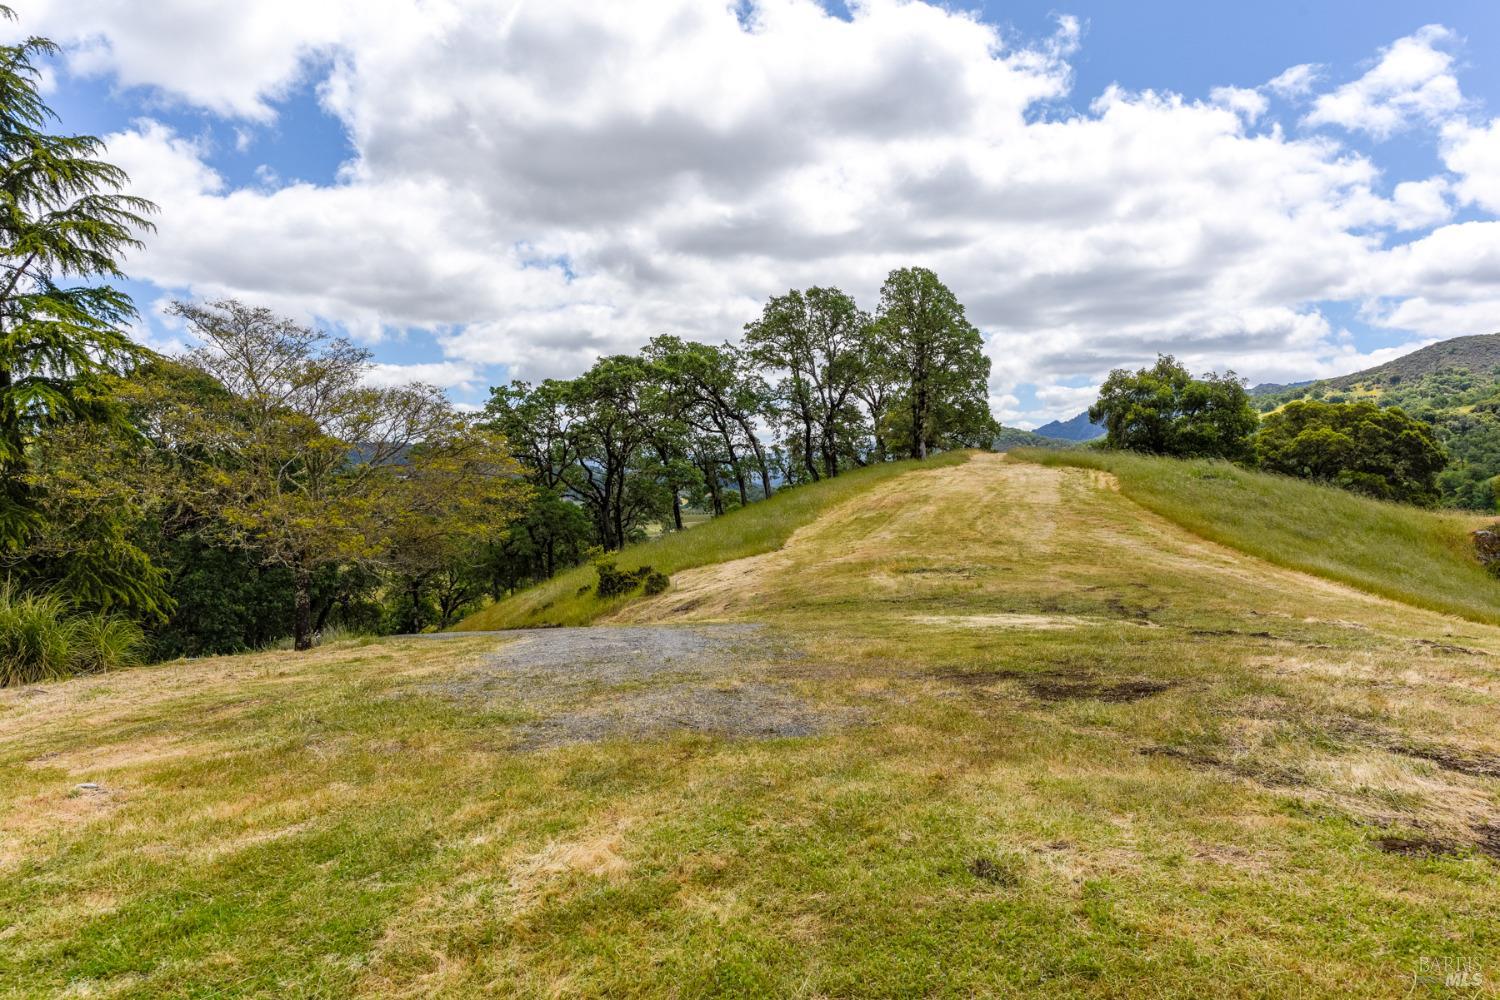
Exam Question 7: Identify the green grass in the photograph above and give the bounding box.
[458,450,971,630]
[1014,447,1500,625]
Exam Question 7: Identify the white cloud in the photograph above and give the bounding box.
[1389,178,1453,230]
[365,361,482,392]
[1210,86,1268,122]
[1442,117,1500,213]
[1304,24,1464,138]
[1361,221,1500,335]
[21,3,1500,424]
[5,0,361,120]
[1267,63,1320,98]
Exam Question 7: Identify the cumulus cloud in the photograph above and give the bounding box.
[17,1,1500,428]
[1442,117,1500,213]
[1304,24,1463,138]
[1210,86,1268,121]
[5,0,362,120]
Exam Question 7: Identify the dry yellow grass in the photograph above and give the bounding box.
[3,453,1498,997]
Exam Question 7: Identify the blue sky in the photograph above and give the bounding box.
[22,0,1500,425]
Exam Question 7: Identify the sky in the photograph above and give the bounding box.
[11,0,1500,427]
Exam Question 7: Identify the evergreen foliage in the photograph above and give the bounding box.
[1256,399,1447,505]
[0,6,155,576]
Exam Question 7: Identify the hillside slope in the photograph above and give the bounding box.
[1013,448,1500,624]
[1033,410,1105,441]
[1258,334,1500,509]
[458,451,969,630]
[4,453,1499,997]
[1320,333,1500,391]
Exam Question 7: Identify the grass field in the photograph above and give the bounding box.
[3,453,1498,997]
[458,451,969,630]
[1015,447,1500,625]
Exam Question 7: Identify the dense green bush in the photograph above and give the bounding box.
[1090,355,1257,460]
[595,561,647,598]
[0,587,145,687]
[1256,399,1447,505]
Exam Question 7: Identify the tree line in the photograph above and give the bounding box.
[483,273,995,591]
[0,12,995,675]
[1089,355,1449,506]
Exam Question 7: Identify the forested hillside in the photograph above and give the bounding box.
[1258,334,1500,509]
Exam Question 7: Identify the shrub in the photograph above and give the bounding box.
[0,589,75,685]
[594,561,663,598]
[69,614,147,675]
[0,586,145,687]
[643,570,670,596]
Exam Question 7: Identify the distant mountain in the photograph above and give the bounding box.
[1249,379,1313,397]
[993,426,1076,450]
[1318,334,1500,391]
[1033,411,1105,442]
[1258,332,1500,510]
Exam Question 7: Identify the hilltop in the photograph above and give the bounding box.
[1318,333,1500,391]
[7,450,1498,997]
[1258,332,1500,509]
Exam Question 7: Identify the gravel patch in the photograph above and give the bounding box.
[513,681,846,750]
[430,624,860,748]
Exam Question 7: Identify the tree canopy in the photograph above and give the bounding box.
[1090,355,1257,461]
[169,299,527,649]
[873,267,994,459]
[1255,399,1447,506]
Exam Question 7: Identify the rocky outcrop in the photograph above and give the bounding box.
[1474,525,1500,573]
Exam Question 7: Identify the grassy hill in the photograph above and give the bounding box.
[1258,333,1500,510]
[1014,448,1500,624]
[458,451,970,630]
[4,452,1500,997]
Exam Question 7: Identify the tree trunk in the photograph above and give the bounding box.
[801,416,820,482]
[915,343,929,460]
[672,489,684,531]
[702,461,724,516]
[313,594,335,636]
[730,449,748,507]
[913,378,928,460]
[747,433,773,500]
[293,559,313,651]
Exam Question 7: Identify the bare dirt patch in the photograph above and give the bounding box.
[938,668,1174,704]
[1387,742,1500,779]
[912,613,1096,631]
[1411,638,1490,657]
[1374,834,1460,858]
[513,682,855,750]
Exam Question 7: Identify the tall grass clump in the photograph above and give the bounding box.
[1015,448,1500,625]
[0,586,146,687]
